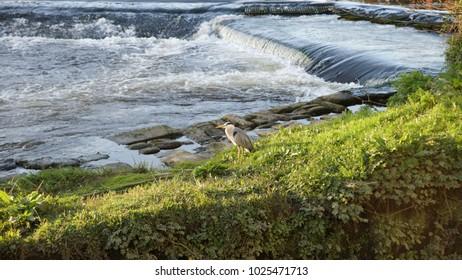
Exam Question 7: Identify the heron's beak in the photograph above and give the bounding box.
[216,124,225,129]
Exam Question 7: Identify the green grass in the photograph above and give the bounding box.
[1,167,162,197]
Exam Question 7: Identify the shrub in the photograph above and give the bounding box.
[388,71,434,107]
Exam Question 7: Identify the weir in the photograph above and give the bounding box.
[244,1,334,15]
[242,1,451,31]
[214,20,408,85]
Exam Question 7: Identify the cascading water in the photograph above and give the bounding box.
[214,14,446,85]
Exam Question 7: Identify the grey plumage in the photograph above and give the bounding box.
[216,122,254,153]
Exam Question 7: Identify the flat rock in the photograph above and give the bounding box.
[303,105,334,116]
[128,142,151,150]
[183,121,224,144]
[161,149,206,167]
[312,90,359,107]
[155,141,182,150]
[100,162,133,172]
[314,101,346,113]
[244,112,289,126]
[268,103,307,114]
[15,153,110,170]
[17,157,81,170]
[107,125,183,145]
[312,90,394,107]
[286,112,313,120]
[222,114,256,129]
[139,147,161,155]
[78,153,110,164]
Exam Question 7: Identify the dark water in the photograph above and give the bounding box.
[0,0,447,177]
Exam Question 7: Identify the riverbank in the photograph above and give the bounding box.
[1,80,461,259]
[0,87,395,180]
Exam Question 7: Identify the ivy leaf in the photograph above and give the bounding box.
[0,190,12,204]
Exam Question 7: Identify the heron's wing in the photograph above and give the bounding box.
[232,128,254,152]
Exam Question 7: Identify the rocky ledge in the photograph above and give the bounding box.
[0,89,395,175]
[105,89,395,167]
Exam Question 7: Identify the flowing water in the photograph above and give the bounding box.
[0,0,448,177]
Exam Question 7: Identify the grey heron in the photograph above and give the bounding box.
[216,122,254,155]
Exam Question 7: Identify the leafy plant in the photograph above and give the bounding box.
[388,71,435,107]
[0,190,45,240]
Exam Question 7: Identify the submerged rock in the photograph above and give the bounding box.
[154,141,183,150]
[139,147,161,155]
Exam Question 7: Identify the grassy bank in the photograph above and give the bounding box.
[1,83,461,259]
[2,3,462,259]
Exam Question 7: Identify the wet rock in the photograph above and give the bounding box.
[0,159,16,171]
[286,111,313,120]
[100,163,133,172]
[183,120,224,144]
[244,112,289,127]
[139,147,161,155]
[314,101,346,113]
[78,153,110,164]
[15,153,110,170]
[312,90,360,107]
[313,89,395,107]
[184,127,210,144]
[17,157,80,170]
[222,114,256,129]
[302,105,333,117]
[155,141,182,150]
[268,103,307,114]
[107,125,183,145]
[161,150,206,167]
[128,142,151,150]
